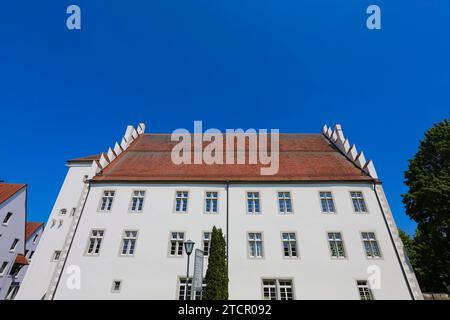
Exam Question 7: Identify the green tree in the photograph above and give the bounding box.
[402,119,450,292]
[203,226,228,300]
[398,229,414,260]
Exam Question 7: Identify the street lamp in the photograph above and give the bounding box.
[184,239,195,300]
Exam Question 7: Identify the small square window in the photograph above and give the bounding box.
[111,280,122,293]
[52,250,61,261]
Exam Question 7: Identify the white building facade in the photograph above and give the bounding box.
[17,123,423,300]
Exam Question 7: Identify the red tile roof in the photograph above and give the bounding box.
[68,154,101,163]
[15,254,29,265]
[89,134,372,182]
[26,222,44,241]
[0,183,26,205]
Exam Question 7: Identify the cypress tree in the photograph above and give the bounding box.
[203,226,228,300]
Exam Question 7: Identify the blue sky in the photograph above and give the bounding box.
[0,1,448,235]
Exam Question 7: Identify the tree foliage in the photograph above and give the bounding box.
[203,226,229,300]
[402,119,450,292]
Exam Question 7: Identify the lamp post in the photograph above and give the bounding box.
[184,239,195,300]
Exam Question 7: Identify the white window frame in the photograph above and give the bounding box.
[174,191,189,213]
[351,191,368,213]
[327,232,346,259]
[262,278,294,300]
[246,191,261,214]
[356,280,374,300]
[177,277,206,300]
[120,230,138,256]
[277,191,293,214]
[202,231,211,257]
[98,190,116,212]
[319,191,336,214]
[129,190,146,213]
[169,231,185,257]
[85,229,105,256]
[247,232,264,259]
[204,191,218,214]
[361,232,382,258]
[281,232,298,258]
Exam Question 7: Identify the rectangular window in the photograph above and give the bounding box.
[71,207,76,216]
[327,232,346,258]
[357,280,374,300]
[121,230,138,256]
[320,192,335,213]
[281,233,298,258]
[262,279,294,300]
[278,192,292,214]
[169,232,185,256]
[99,191,115,212]
[262,279,277,300]
[28,251,35,260]
[203,232,211,256]
[351,191,367,213]
[52,250,61,261]
[0,261,8,276]
[3,212,13,224]
[33,234,39,244]
[178,278,205,300]
[86,229,104,256]
[10,238,19,252]
[130,191,145,212]
[111,280,122,293]
[361,232,382,258]
[175,191,189,213]
[205,192,218,214]
[248,232,263,258]
[247,192,261,214]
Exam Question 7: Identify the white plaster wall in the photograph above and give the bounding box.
[13,225,45,289]
[55,183,226,300]
[51,182,412,300]
[0,188,26,300]
[228,183,411,300]
[16,164,92,300]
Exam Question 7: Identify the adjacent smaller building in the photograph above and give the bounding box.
[0,183,43,300]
